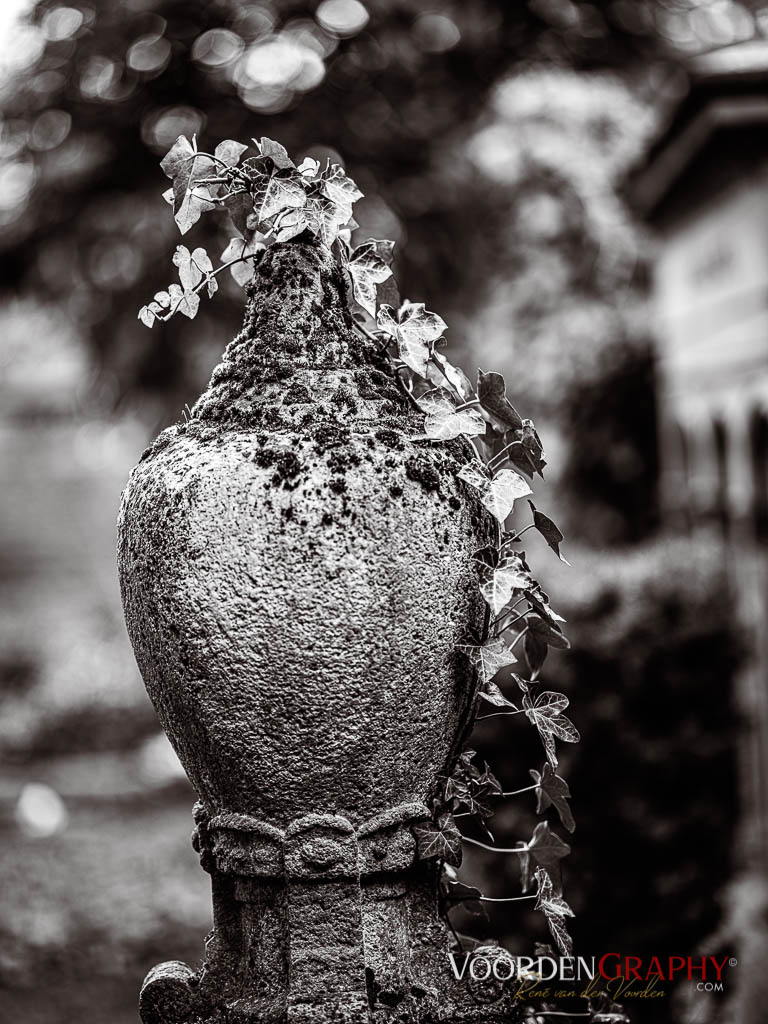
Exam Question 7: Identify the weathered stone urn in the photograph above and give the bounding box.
[118,239,516,1022]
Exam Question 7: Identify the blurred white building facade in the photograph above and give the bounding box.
[635,43,768,1023]
[636,41,768,540]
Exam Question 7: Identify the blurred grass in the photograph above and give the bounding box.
[0,792,209,1023]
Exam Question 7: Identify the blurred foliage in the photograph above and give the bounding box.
[559,340,660,543]
[0,0,760,421]
[459,537,743,1020]
[460,69,659,542]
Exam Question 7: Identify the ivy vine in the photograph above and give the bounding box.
[139,135,627,1024]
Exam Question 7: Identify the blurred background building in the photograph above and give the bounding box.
[633,41,768,1022]
[0,2,765,1023]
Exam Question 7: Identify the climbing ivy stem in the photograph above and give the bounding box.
[157,254,258,321]
[490,596,528,631]
[476,709,525,721]
[501,783,538,797]
[461,836,529,855]
[352,321,381,346]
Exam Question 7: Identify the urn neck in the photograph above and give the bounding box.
[241,239,362,368]
[190,239,387,428]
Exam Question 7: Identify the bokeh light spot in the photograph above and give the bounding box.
[127,34,171,75]
[284,18,338,59]
[0,159,36,214]
[293,49,325,92]
[15,783,68,839]
[413,12,461,53]
[141,105,205,153]
[41,6,84,43]
[315,0,369,38]
[238,36,304,89]
[191,28,244,68]
[87,238,142,291]
[29,108,71,150]
[78,56,124,101]
[233,5,276,42]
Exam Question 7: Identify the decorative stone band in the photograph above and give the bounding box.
[141,801,519,1022]
[191,801,433,885]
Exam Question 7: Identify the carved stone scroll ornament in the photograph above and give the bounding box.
[118,240,520,1022]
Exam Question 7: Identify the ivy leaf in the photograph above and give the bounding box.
[526,614,570,651]
[161,187,174,206]
[457,637,517,684]
[443,877,484,904]
[138,305,156,328]
[528,501,569,564]
[524,690,569,723]
[214,139,248,167]
[416,389,486,441]
[160,134,194,180]
[175,183,215,235]
[523,692,580,767]
[528,585,566,627]
[414,812,462,867]
[376,273,400,311]
[297,156,321,178]
[457,462,532,524]
[321,164,364,227]
[475,554,532,616]
[534,867,574,956]
[515,841,532,892]
[273,207,309,242]
[377,301,446,377]
[221,236,265,286]
[347,239,393,318]
[167,283,199,320]
[442,878,487,919]
[253,172,307,224]
[369,238,395,265]
[427,352,474,402]
[172,245,212,292]
[477,370,523,432]
[443,751,500,825]
[255,136,295,170]
[524,629,548,677]
[304,192,344,246]
[528,822,570,895]
[162,136,216,233]
[479,678,515,708]
[501,438,536,478]
[521,419,546,477]
[512,673,531,695]
[222,192,253,237]
[530,763,575,833]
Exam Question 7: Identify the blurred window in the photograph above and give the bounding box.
[712,417,730,539]
[675,420,693,534]
[749,408,768,543]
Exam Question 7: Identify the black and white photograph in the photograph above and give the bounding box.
[0,1,766,1022]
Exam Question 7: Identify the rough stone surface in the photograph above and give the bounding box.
[118,239,520,1022]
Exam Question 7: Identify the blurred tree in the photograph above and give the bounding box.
[460,68,660,542]
[0,0,718,421]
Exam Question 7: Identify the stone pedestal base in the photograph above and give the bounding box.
[139,803,520,1024]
